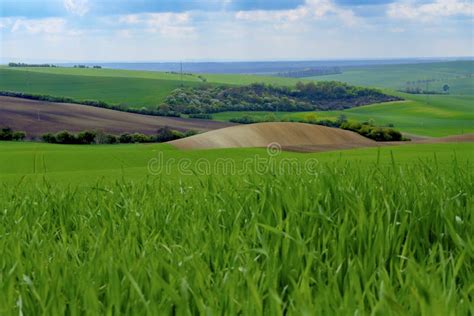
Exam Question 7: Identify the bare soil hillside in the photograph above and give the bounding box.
[0,96,234,137]
[169,122,376,150]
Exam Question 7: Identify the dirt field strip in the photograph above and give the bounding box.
[0,96,234,137]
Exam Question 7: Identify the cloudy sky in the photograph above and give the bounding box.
[0,0,473,62]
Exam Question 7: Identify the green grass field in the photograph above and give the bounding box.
[0,142,473,314]
[306,61,474,95]
[0,68,203,108]
[0,67,300,108]
[0,141,472,183]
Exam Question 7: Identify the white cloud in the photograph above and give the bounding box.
[11,18,67,34]
[118,12,195,38]
[388,0,474,21]
[0,18,14,29]
[235,0,360,26]
[64,0,90,16]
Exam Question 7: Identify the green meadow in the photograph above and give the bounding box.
[0,141,472,183]
[0,67,300,108]
[307,61,474,95]
[0,141,473,314]
[0,68,202,108]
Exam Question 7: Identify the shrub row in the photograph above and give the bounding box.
[188,113,213,119]
[0,127,26,141]
[340,122,404,141]
[229,114,405,142]
[41,127,197,145]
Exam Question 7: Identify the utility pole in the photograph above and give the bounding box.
[180,61,183,87]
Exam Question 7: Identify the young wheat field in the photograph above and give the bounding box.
[0,144,472,314]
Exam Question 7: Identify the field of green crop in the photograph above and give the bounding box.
[0,68,204,108]
[0,141,473,314]
[306,61,474,95]
[1,141,473,183]
[0,67,300,109]
[0,66,301,86]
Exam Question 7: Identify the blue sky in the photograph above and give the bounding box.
[0,0,472,62]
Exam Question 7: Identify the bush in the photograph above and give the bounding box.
[0,128,13,140]
[39,128,194,145]
[104,134,118,144]
[340,122,404,142]
[155,127,181,142]
[130,133,152,143]
[0,128,27,141]
[119,134,133,144]
[55,131,77,144]
[188,113,213,119]
[41,133,57,143]
[184,130,198,137]
[229,116,261,124]
[12,131,26,141]
[77,131,97,144]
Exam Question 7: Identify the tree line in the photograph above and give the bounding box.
[8,63,57,68]
[162,82,400,115]
[0,126,195,144]
[73,65,102,69]
[0,128,26,141]
[41,127,196,144]
[276,67,342,78]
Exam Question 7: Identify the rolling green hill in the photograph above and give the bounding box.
[0,65,301,86]
[0,68,203,108]
[0,66,300,109]
[1,62,472,137]
[306,61,474,95]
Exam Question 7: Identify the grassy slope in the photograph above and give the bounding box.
[0,66,202,81]
[0,142,472,314]
[0,141,472,184]
[0,66,301,86]
[306,61,474,95]
[0,67,300,109]
[0,68,203,108]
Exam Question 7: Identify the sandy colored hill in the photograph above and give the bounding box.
[169,122,376,150]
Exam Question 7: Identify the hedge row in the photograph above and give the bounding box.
[0,128,26,141]
[41,127,196,145]
[229,115,406,142]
